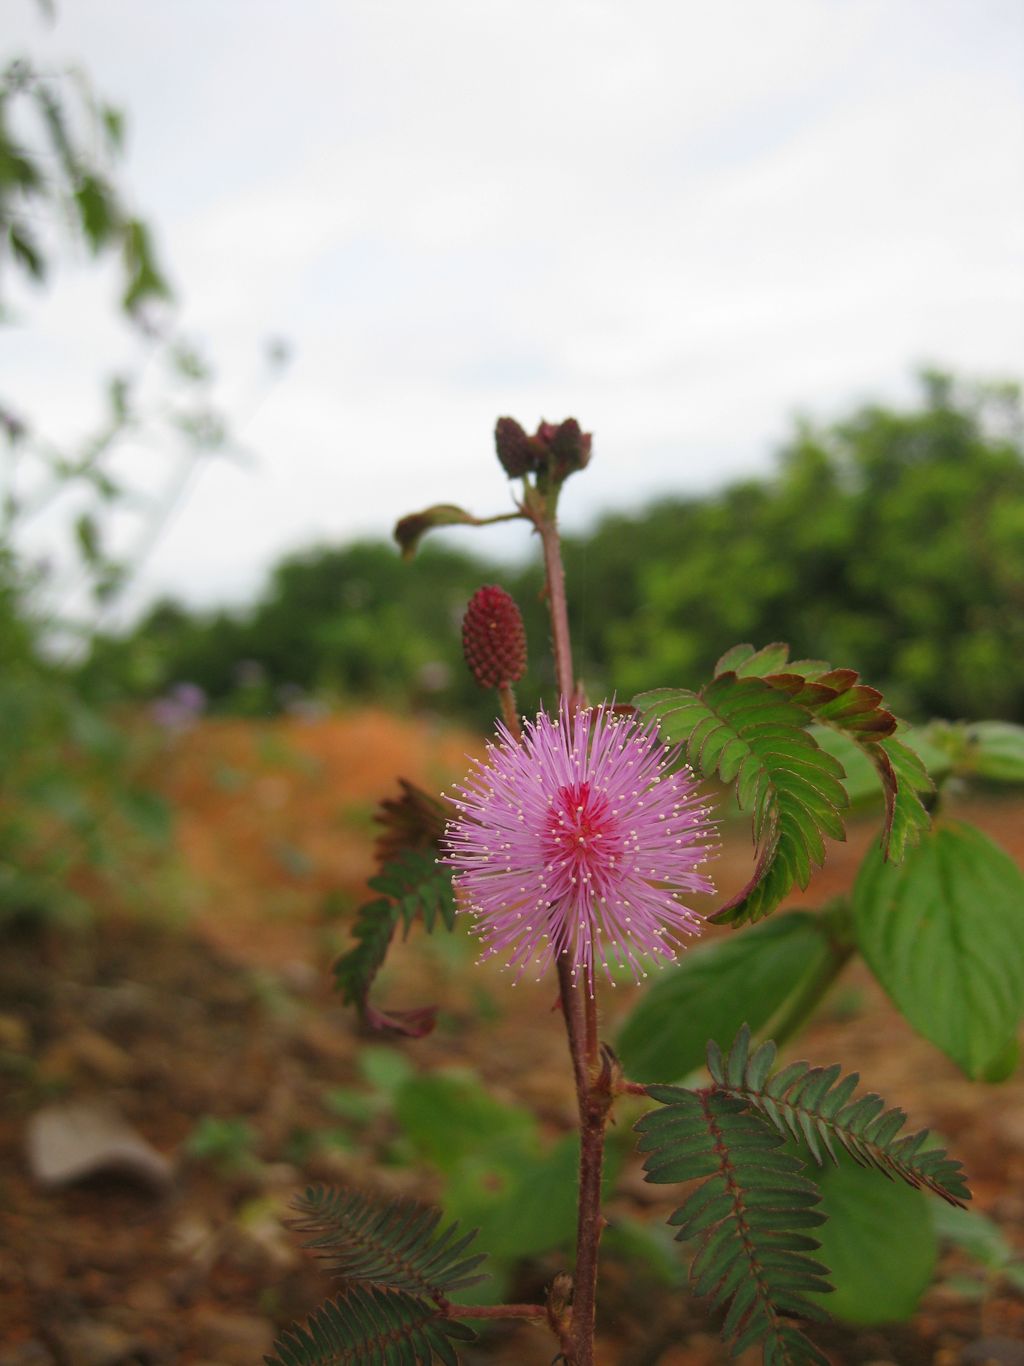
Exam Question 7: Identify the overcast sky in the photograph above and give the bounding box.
[4,0,1024,623]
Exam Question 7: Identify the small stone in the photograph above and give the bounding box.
[26,1101,174,1192]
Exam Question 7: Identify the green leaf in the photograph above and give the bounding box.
[810,726,934,861]
[617,912,834,1082]
[287,1186,489,1296]
[809,1156,936,1325]
[636,1085,832,1363]
[636,674,849,925]
[931,1201,1019,1272]
[705,643,934,866]
[332,898,398,1009]
[603,1218,685,1287]
[357,1045,415,1095]
[809,726,880,804]
[393,505,480,560]
[714,1026,970,1207]
[960,721,1024,784]
[395,1073,537,1174]
[74,173,119,252]
[332,850,453,1034]
[266,1283,475,1365]
[715,641,793,677]
[121,218,172,313]
[872,735,933,862]
[8,222,45,280]
[101,104,125,153]
[449,1134,581,1262]
[713,642,896,741]
[368,849,455,933]
[116,788,171,842]
[853,822,1024,1079]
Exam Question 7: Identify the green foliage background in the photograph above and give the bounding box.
[82,372,1024,725]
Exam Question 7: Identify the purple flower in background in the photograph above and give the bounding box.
[443,702,716,988]
[150,682,207,733]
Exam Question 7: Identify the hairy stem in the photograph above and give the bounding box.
[443,1302,547,1321]
[570,1082,612,1365]
[557,955,589,1096]
[537,508,575,701]
[497,682,521,739]
[537,500,608,1366]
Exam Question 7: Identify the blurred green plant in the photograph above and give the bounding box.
[931,1201,1024,1301]
[184,1114,261,1177]
[0,18,263,932]
[0,548,174,926]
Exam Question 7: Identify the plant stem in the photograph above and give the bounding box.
[497,682,521,739]
[557,956,589,1099]
[536,498,609,1366]
[443,1302,547,1321]
[767,933,855,1054]
[537,507,575,702]
[569,1080,612,1365]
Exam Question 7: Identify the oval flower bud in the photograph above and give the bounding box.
[461,585,528,689]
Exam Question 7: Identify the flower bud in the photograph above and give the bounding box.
[494,417,539,478]
[549,417,592,478]
[461,585,527,689]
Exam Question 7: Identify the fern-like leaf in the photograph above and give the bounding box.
[288,1186,489,1297]
[636,1086,832,1364]
[712,643,933,863]
[332,898,399,1010]
[715,642,896,742]
[637,674,849,925]
[708,1025,970,1207]
[368,850,456,934]
[332,824,456,1035]
[374,778,449,864]
[869,735,933,861]
[265,1284,476,1366]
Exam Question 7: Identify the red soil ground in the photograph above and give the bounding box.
[1,709,1022,1365]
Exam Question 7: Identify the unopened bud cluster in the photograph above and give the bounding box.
[494,416,592,484]
[462,585,527,689]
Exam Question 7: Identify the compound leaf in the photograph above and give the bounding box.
[332,785,457,1036]
[637,674,848,925]
[287,1186,488,1297]
[636,1084,832,1363]
[713,1026,970,1206]
[265,1283,475,1366]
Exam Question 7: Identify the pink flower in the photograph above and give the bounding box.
[442,702,716,988]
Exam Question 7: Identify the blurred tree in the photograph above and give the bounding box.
[84,372,1024,726]
[0,22,233,925]
[1,52,170,319]
[561,372,1024,722]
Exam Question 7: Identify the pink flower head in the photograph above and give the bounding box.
[442,702,716,988]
